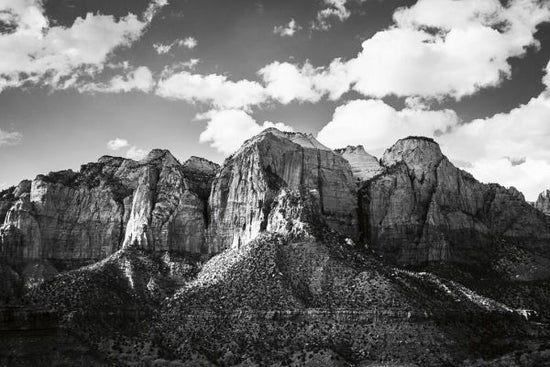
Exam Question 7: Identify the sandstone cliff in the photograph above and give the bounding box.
[536,189,550,216]
[360,136,550,266]
[335,145,383,182]
[207,128,358,253]
[0,150,219,263]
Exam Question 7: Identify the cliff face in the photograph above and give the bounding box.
[1,129,548,271]
[335,145,382,182]
[207,128,358,253]
[0,151,219,262]
[536,190,550,216]
[361,137,550,266]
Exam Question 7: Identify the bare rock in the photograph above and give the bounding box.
[535,189,550,215]
[335,145,383,182]
[207,128,358,253]
[361,136,550,266]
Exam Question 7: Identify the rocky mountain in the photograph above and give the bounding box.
[361,137,550,268]
[536,189,550,216]
[1,128,550,366]
[335,145,382,182]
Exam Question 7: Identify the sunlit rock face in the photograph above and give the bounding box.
[0,149,219,262]
[536,190,550,216]
[207,128,358,253]
[361,137,550,266]
[335,145,383,182]
[122,150,212,254]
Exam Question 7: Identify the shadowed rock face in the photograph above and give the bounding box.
[0,150,219,263]
[360,137,550,266]
[207,128,358,253]
[536,189,550,216]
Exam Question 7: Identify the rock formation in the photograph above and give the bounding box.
[207,128,358,253]
[0,150,219,263]
[335,145,383,182]
[536,189,550,216]
[361,136,550,266]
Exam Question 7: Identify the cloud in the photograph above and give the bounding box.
[153,43,172,55]
[0,129,23,146]
[80,66,154,93]
[153,36,197,54]
[314,0,351,30]
[317,99,458,156]
[107,138,129,151]
[182,36,197,49]
[317,60,550,201]
[196,109,293,154]
[107,137,148,160]
[273,19,301,37]
[345,0,550,100]
[156,71,266,109]
[262,0,550,102]
[0,0,165,92]
[437,71,550,201]
[258,59,350,103]
[125,146,149,160]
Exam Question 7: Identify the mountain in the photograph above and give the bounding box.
[1,129,550,366]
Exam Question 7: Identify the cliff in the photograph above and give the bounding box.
[335,145,383,182]
[0,151,219,263]
[207,128,358,253]
[361,137,550,266]
[536,189,550,216]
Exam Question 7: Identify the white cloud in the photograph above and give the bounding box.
[437,74,550,201]
[0,0,165,92]
[125,146,149,160]
[107,138,129,151]
[314,0,351,30]
[273,19,301,37]
[153,36,197,54]
[196,109,293,154]
[0,129,23,146]
[264,0,550,102]
[258,59,351,103]
[81,66,154,93]
[317,60,550,201]
[317,99,458,156]
[153,43,172,54]
[181,36,197,49]
[346,0,550,99]
[156,71,266,109]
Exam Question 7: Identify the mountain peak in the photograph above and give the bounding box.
[236,128,331,157]
[382,135,444,169]
[335,145,382,181]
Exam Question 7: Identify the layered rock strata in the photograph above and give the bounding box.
[361,137,550,266]
[0,150,219,262]
[335,145,383,182]
[207,128,358,253]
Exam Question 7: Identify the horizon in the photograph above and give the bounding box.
[1,0,550,201]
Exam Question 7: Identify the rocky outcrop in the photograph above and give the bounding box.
[536,190,550,216]
[361,137,550,266]
[123,150,210,254]
[335,145,382,182]
[207,128,358,253]
[0,150,217,263]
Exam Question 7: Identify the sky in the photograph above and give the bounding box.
[1,0,550,201]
